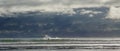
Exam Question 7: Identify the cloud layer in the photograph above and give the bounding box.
[0,0,118,6]
[0,0,119,16]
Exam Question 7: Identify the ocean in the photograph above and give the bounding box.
[1,49,120,51]
[1,38,120,51]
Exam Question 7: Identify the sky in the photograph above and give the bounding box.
[0,0,120,37]
[0,0,119,16]
[0,0,119,6]
[0,0,119,8]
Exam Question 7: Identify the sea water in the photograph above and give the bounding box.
[1,49,120,51]
[1,38,120,51]
[0,49,120,51]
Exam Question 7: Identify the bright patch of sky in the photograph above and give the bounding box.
[106,6,120,19]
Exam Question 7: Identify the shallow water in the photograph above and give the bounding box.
[1,49,120,51]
